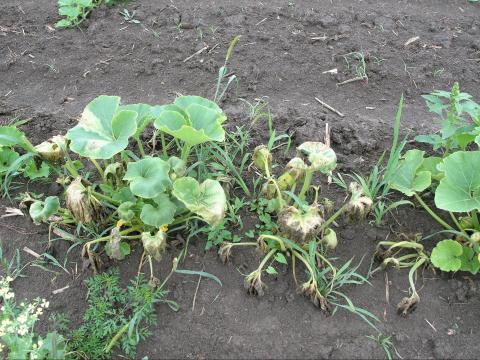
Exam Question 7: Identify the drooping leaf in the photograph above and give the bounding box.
[297,142,336,173]
[172,177,226,226]
[168,156,186,180]
[434,151,480,212]
[66,96,138,159]
[152,96,226,146]
[105,227,130,261]
[123,157,171,199]
[29,196,60,224]
[141,230,167,261]
[278,205,324,243]
[140,194,176,227]
[430,239,462,272]
[390,149,431,196]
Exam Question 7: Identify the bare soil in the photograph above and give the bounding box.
[1,0,480,358]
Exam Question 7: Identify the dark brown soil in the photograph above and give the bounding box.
[1,0,480,359]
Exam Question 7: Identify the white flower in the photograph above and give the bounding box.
[3,292,14,300]
[37,340,43,347]
[30,352,38,360]
[18,324,28,336]
[17,313,28,324]
[40,299,50,309]
[27,304,35,314]
[35,308,43,316]
[5,276,13,282]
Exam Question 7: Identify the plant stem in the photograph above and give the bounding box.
[472,209,480,230]
[291,250,316,282]
[90,159,104,178]
[449,211,465,233]
[414,193,454,231]
[256,248,277,272]
[64,160,80,178]
[299,169,314,201]
[181,144,192,162]
[136,137,146,158]
[91,191,120,206]
[160,132,168,158]
[318,203,349,233]
[86,226,143,246]
[229,242,258,247]
[258,235,286,252]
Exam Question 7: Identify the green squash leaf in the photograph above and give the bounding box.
[390,149,431,196]
[123,157,171,199]
[459,246,480,274]
[430,239,462,272]
[119,103,152,138]
[0,126,34,152]
[24,160,50,180]
[140,194,176,227]
[172,177,226,226]
[434,151,480,212]
[118,201,135,221]
[29,196,60,224]
[152,96,226,146]
[418,156,443,181]
[66,95,137,159]
[297,142,336,173]
[0,148,20,173]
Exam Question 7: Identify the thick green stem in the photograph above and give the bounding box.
[86,226,143,246]
[136,137,146,158]
[256,248,277,272]
[160,132,168,158]
[408,257,427,297]
[258,235,286,252]
[449,212,465,233]
[90,159,104,178]
[299,169,314,201]
[414,193,454,231]
[318,203,349,233]
[91,191,120,206]
[229,242,258,247]
[181,144,192,162]
[292,250,316,282]
[472,209,480,230]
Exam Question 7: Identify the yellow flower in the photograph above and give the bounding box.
[161,225,168,233]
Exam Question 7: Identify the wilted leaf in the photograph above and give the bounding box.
[297,142,336,173]
[278,205,323,243]
[29,196,60,224]
[142,229,167,261]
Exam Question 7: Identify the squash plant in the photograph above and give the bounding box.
[390,84,480,274]
[2,95,228,278]
[219,142,373,311]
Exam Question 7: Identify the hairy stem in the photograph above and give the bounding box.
[299,169,314,201]
[414,193,454,231]
[90,158,104,178]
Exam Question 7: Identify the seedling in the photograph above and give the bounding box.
[55,0,128,29]
[214,35,241,103]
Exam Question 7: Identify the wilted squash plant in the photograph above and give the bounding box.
[1,95,228,278]
[219,141,373,311]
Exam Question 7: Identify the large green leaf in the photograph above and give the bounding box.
[119,103,152,138]
[0,126,34,151]
[390,149,431,196]
[430,239,463,272]
[152,96,226,146]
[66,96,137,159]
[172,177,226,226]
[29,196,60,224]
[123,157,171,199]
[459,247,480,274]
[297,142,336,173]
[140,193,176,227]
[434,151,480,212]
